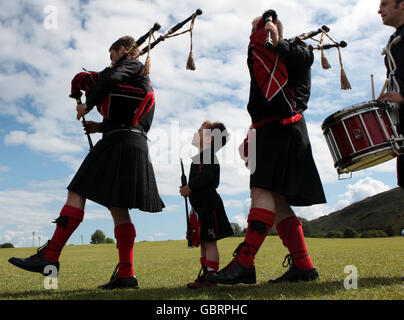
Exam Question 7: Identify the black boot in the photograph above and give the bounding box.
[268,254,319,283]
[8,241,60,276]
[205,243,256,285]
[98,264,139,290]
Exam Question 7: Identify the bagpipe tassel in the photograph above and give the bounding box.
[337,48,351,90]
[186,51,196,70]
[321,49,331,69]
[141,54,151,76]
[340,67,351,90]
[186,14,196,71]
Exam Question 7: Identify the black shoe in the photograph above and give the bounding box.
[98,264,139,290]
[268,254,319,283]
[205,259,256,285]
[8,241,60,276]
[206,242,256,285]
[187,267,217,289]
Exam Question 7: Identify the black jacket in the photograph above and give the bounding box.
[86,56,155,134]
[385,23,404,98]
[247,38,313,124]
[385,24,404,134]
[188,149,225,214]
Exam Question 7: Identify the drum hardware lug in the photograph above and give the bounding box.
[377,100,392,111]
[387,137,404,155]
[392,139,404,155]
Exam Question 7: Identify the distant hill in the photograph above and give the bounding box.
[309,187,404,235]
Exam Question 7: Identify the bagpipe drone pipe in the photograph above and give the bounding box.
[260,9,350,90]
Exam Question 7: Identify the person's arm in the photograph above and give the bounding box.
[378,91,404,103]
[85,60,143,110]
[82,120,103,134]
[265,21,313,68]
[273,38,313,68]
[378,40,404,103]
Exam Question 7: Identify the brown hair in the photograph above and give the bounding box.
[202,120,229,150]
[109,35,139,57]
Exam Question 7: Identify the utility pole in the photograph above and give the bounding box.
[32,232,35,247]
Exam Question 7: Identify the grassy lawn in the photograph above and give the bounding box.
[0,237,403,300]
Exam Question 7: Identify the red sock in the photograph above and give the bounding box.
[200,256,207,272]
[206,260,219,273]
[237,208,275,267]
[43,205,84,262]
[115,223,136,278]
[276,216,314,270]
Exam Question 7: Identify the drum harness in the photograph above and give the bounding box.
[382,35,404,154]
[382,35,402,126]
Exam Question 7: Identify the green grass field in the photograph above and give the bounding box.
[0,237,403,300]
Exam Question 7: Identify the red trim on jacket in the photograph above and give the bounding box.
[132,91,155,126]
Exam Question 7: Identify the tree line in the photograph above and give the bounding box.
[230,219,401,239]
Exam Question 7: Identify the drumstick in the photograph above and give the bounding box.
[371,74,375,100]
[379,79,389,97]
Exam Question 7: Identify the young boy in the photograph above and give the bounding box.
[179,121,234,289]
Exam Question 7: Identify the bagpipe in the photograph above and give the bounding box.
[70,9,203,150]
[242,11,350,166]
[295,26,351,91]
[260,9,350,90]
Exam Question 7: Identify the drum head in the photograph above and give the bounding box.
[337,147,396,174]
[322,100,387,130]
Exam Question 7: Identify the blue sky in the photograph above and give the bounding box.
[0,0,400,247]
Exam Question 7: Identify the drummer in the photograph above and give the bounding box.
[377,0,404,186]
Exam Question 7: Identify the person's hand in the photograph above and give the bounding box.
[179,185,192,197]
[76,104,89,120]
[264,21,279,46]
[378,91,404,103]
[82,121,100,134]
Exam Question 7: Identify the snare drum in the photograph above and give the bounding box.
[322,100,403,174]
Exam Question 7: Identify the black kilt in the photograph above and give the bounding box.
[250,116,326,206]
[192,195,234,242]
[68,130,165,212]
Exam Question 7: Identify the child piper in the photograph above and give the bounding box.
[179,121,234,289]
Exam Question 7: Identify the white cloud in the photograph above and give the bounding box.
[294,177,391,220]
[334,177,391,210]
[145,232,169,241]
[230,214,248,230]
[224,198,250,209]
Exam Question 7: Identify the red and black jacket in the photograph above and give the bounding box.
[247,28,313,127]
[85,56,155,134]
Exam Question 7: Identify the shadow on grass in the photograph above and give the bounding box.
[1,276,403,300]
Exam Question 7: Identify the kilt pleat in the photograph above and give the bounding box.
[250,116,326,206]
[67,131,165,212]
